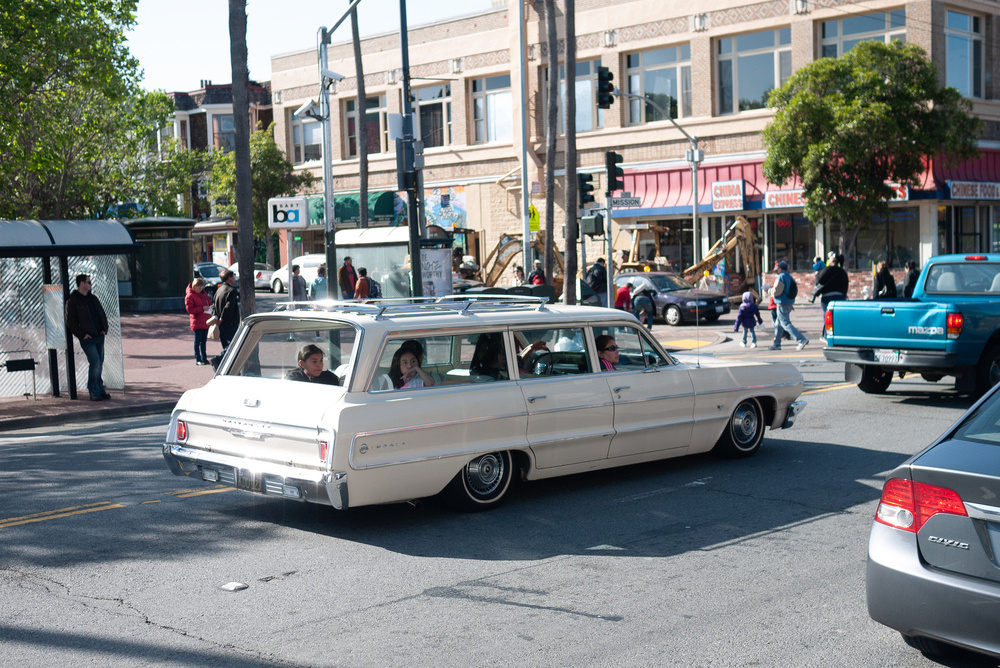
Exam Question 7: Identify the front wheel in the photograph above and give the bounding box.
[713,398,765,458]
[664,305,683,326]
[444,451,514,512]
[858,365,892,394]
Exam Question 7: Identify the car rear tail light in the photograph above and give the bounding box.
[946,312,963,340]
[875,478,967,532]
[176,419,188,443]
[964,255,987,261]
[824,309,833,334]
[255,271,262,279]
[319,440,329,461]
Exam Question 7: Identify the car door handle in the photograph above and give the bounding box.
[613,386,630,393]
[527,395,546,403]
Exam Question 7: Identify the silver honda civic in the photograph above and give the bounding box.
[867,383,1000,660]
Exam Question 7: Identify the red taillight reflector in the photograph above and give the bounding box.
[255,271,262,279]
[176,419,188,443]
[946,312,963,339]
[319,440,329,461]
[824,309,833,332]
[964,255,987,261]
[875,478,967,532]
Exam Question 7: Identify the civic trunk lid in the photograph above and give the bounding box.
[910,439,1000,583]
[172,376,343,470]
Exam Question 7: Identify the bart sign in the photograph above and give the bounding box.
[267,197,309,230]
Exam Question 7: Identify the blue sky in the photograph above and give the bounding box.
[127,0,496,92]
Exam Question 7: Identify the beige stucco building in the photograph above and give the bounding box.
[269,0,1000,286]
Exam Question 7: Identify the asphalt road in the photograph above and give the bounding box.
[1,354,996,667]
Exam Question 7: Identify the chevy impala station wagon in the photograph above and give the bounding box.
[163,297,806,511]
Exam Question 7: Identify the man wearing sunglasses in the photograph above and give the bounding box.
[595,334,619,372]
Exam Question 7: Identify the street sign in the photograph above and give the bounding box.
[267,197,309,230]
[529,203,540,231]
[610,197,641,207]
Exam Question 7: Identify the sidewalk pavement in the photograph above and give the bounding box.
[0,302,828,431]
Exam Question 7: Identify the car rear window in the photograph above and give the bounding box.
[224,318,357,386]
[924,262,1000,294]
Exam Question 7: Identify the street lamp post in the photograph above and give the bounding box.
[613,91,703,263]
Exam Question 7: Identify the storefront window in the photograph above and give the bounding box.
[992,207,1000,253]
[938,205,983,255]
[854,207,919,269]
[770,213,815,271]
[653,219,695,271]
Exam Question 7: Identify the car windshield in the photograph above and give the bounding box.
[646,274,694,292]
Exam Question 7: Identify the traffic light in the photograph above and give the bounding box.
[578,172,595,208]
[597,66,615,109]
[605,151,624,193]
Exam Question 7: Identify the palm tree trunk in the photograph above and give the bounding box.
[228,0,255,315]
[352,8,369,228]
[562,0,577,304]
[543,0,558,285]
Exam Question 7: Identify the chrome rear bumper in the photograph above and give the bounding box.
[781,401,806,429]
[162,444,349,509]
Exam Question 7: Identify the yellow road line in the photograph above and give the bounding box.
[177,487,234,498]
[0,502,126,529]
[802,382,856,395]
[140,499,162,504]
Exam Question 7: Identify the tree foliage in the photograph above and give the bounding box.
[208,124,317,265]
[0,0,197,220]
[763,41,981,233]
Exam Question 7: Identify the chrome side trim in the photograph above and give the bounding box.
[966,502,1000,521]
[526,402,614,416]
[695,380,803,396]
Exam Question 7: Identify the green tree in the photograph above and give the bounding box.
[209,123,317,268]
[762,41,981,259]
[0,0,161,219]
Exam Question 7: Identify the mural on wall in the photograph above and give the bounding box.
[424,186,466,230]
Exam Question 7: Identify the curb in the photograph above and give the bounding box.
[0,401,176,432]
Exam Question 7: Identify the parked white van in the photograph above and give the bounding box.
[163,297,805,511]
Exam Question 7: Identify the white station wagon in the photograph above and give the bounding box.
[163,297,805,511]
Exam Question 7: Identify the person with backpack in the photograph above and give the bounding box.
[354,267,371,299]
[768,261,808,351]
[586,258,608,307]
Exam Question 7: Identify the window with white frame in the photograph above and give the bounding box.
[820,9,906,58]
[414,84,452,148]
[543,59,604,135]
[471,74,513,143]
[625,45,691,124]
[291,117,322,163]
[945,10,982,99]
[717,28,791,115]
[213,114,236,152]
[345,95,388,157]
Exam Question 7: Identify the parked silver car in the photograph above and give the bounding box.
[867,383,1000,660]
[229,261,274,291]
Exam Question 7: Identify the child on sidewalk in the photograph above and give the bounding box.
[734,291,764,348]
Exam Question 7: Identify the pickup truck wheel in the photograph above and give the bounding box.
[858,366,892,394]
[664,305,683,326]
[444,451,513,512]
[975,345,1000,396]
[713,398,765,459]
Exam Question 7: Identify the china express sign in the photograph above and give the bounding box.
[712,180,744,212]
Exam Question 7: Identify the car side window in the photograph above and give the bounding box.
[513,327,591,379]
[369,332,511,391]
[592,325,671,370]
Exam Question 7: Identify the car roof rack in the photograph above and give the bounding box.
[272,294,551,319]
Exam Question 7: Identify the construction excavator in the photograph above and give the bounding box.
[616,215,762,303]
[479,230,565,293]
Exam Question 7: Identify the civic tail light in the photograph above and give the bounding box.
[176,419,188,443]
[255,271,262,279]
[319,440,329,461]
[824,309,833,334]
[946,312,963,340]
[875,478,967,532]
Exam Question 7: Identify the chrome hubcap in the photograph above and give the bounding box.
[466,453,503,495]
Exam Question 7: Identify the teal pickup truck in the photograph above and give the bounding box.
[823,253,1000,395]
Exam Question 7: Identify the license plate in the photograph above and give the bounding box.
[715,305,725,313]
[874,349,900,364]
[237,468,264,494]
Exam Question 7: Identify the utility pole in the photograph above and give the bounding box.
[398,0,423,296]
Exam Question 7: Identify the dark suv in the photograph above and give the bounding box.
[614,272,730,326]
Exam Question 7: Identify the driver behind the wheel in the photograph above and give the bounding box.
[517,338,549,375]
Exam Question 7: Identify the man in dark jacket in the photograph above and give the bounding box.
[211,270,240,369]
[874,261,897,298]
[811,254,849,339]
[66,274,110,401]
[902,261,919,298]
[338,256,357,299]
[586,258,608,307]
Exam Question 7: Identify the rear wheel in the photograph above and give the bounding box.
[444,451,514,512]
[272,279,284,294]
[858,366,892,394]
[975,344,1000,396]
[713,398,765,458]
[664,305,683,326]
